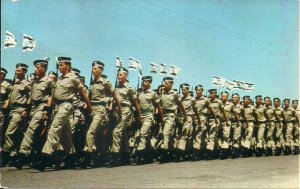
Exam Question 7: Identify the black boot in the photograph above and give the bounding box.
[284,146,292,155]
[136,150,145,165]
[293,146,299,155]
[205,149,213,160]
[78,152,91,169]
[63,154,76,169]
[106,152,121,168]
[275,147,282,156]
[35,154,52,172]
[192,149,200,161]
[265,148,273,156]
[231,147,240,159]
[255,147,263,157]
[0,151,10,167]
[15,153,28,170]
[156,149,166,163]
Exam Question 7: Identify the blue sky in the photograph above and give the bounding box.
[1,0,299,101]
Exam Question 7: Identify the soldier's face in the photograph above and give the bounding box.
[16,67,26,79]
[34,64,45,77]
[196,89,202,97]
[143,80,150,90]
[182,87,188,96]
[58,62,70,74]
[117,72,127,83]
[163,81,172,91]
[265,99,271,106]
[293,102,298,109]
[284,101,289,108]
[92,66,102,77]
[244,99,249,106]
[49,75,57,82]
[274,100,280,107]
[256,98,262,105]
[232,95,239,104]
[221,94,228,101]
[210,92,216,99]
[0,73,5,80]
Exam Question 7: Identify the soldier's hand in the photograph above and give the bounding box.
[137,116,142,127]
[43,111,49,120]
[21,110,27,118]
[0,112,3,119]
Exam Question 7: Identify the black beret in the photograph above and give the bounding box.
[48,71,58,77]
[195,85,203,91]
[16,63,28,70]
[33,59,48,66]
[142,76,152,82]
[255,95,262,99]
[163,77,173,82]
[231,93,239,98]
[208,89,217,93]
[180,83,190,89]
[292,99,298,103]
[92,61,104,68]
[273,97,280,102]
[264,96,271,101]
[118,67,128,74]
[243,95,251,100]
[57,56,71,64]
[0,68,8,75]
[101,74,108,79]
[283,99,290,102]
[221,91,229,96]
[79,75,85,80]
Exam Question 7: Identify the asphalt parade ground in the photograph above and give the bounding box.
[0,155,299,189]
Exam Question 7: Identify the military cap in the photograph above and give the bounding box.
[208,89,217,93]
[101,74,107,79]
[173,89,178,92]
[255,95,262,100]
[142,76,152,82]
[221,91,229,96]
[79,75,85,81]
[92,61,104,68]
[71,68,81,76]
[57,56,71,64]
[0,68,8,75]
[48,71,58,77]
[195,84,203,91]
[243,95,251,100]
[231,93,239,98]
[163,77,173,82]
[283,99,290,102]
[180,83,190,89]
[189,91,194,96]
[16,63,28,70]
[153,89,158,93]
[273,97,280,102]
[118,67,129,74]
[292,99,298,103]
[264,96,271,101]
[33,59,48,66]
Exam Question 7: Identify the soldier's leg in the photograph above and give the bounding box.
[220,121,231,159]
[292,122,299,155]
[241,122,254,157]
[284,122,293,155]
[274,122,283,155]
[177,116,192,160]
[136,116,153,164]
[231,122,241,158]
[205,119,218,160]
[192,120,205,160]
[265,122,275,156]
[255,123,266,156]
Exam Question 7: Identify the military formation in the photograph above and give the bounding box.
[0,57,299,171]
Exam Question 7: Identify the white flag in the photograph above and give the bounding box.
[160,64,167,75]
[169,65,180,76]
[129,57,142,76]
[238,81,246,90]
[232,80,239,88]
[150,62,159,74]
[116,56,123,68]
[245,82,254,91]
[22,34,36,52]
[44,57,50,62]
[225,80,234,90]
[212,76,226,87]
[4,31,17,49]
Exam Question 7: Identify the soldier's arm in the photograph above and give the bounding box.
[178,100,187,122]
[232,108,240,127]
[131,97,142,126]
[193,105,201,126]
[241,108,248,125]
[220,105,229,126]
[79,87,92,113]
[111,90,122,118]
[264,108,271,125]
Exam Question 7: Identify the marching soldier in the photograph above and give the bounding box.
[0,68,13,148]
[107,68,141,167]
[205,89,222,160]
[240,96,255,157]
[264,97,275,156]
[175,83,200,161]
[219,91,238,159]
[134,76,163,164]
[254,95,269,157]
[192,85,210,160]
[16,59,53,169]
[157,77,186,163]
[36,57,92,171]
[1,63,31,166]
[273,98,284,155]
[282,99,299,155]
[291,100,299,154]
[230,93,242,158]
[79,61,121,168]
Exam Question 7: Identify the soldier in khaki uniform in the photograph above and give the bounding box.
[264,97,275,156]
[48,71,57,82]
[282,99,299,155]
[79,61,121,168]
[135,76,162,164]
[175,83,200,161]
[2,63,31,165]
[273,98,284,155]
[230,93,242,158]
[36,57,91,171]
[291,99,299,155]
[192,85,210,160]
[16,60,53,169]
[157,77,186,163]
[0,68,13,148]
[107,68,141,167]
[254,95,269,157]
[205,89,222,160]
[219,91,238,159]
[240,96,255,157]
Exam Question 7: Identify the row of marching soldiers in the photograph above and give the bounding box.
[0,58,299,171]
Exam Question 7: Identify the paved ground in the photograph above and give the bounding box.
[0,155,299,189]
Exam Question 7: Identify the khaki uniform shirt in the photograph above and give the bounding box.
[53,72,83,101]
[138,88,159,116]
[219,101,234,121]
[242,105,255,121]
[116,82,137,107]
[180,95,194,116]
[160,89,180,113]
[265,105,275,121]
[207,98,222,118]
[283,107,296,122]
[274,106,284,121]
[89,77,113,104]
[9,79,31,105]
[1,80,13,103]
[194,96,209,120]
[233,103,243,121]
[255,104,267,122]
[30,76,53,102]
